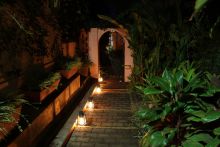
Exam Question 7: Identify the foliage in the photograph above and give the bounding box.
[0,0,61,84]
[56,56,82,70]
[0,0,60,56]
[23,64,61,91]
[0,88,28,134]
[100,0,202,88]
[38,72,61,90]
[59,0,89,41]
[81,55,93,67]
[99,0,220,89]
[135,61,220,147]
[190,0,209,20]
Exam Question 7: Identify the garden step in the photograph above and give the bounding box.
[92,91,131,110]
[84,110,133,127]
[65,82,138,147]
[67,127,138,147]
[99,81,128,89]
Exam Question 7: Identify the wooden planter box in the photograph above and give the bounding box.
[60,66,78,79]
[79,66,89,77]
[0,107,21,140]
[25,79,60,103]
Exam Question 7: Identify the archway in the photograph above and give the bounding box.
[88,28,133,82]
[98,31,125,81]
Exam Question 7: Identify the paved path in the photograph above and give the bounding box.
[66,81,139,147]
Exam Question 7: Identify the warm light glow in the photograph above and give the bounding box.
[77,111,86,126]
[86,99,94,110]
[95,86,101,93]
[98,77,103,82]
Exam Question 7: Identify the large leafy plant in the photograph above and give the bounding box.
[135,61,220,147]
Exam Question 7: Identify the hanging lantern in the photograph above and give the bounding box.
[77,111,86,126]
[95,85,101,94]
[86,98,94,110]
[98,77,103,82]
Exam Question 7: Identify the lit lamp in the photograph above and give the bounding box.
[98,77,103,82]
[95,85,101,94]
[77,111,86,126]
[86,98,94,110]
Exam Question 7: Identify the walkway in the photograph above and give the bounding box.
[66,81,139,147]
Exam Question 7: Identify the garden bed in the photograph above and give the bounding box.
[0,74,94,147]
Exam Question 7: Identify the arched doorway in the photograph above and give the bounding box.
[88,28,133,82]
[98,31,125,81]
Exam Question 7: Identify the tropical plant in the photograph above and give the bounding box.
[135,61,220,147]
[0,89,28,134]
[99,0,203,87]
[57,56,82,70]
[190,0,209,21]
[38,72,61,90]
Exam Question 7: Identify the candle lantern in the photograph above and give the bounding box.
[95,85,101,94]
[98,77,103,82]
[86,98,94,110]
[77,111,86,126]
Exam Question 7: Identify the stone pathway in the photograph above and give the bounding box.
[66,81,139,147]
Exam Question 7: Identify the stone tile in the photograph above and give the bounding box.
[81,142,95,147]
[66,141,81,147]
[95,143,110,147]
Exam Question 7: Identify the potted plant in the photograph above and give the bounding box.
[135,61,220,147]
[22,64,61,103]
[0,88,28,140]
[79,55,93,77]
[57,56,82,79]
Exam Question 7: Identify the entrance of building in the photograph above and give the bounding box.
[98,31,125,81]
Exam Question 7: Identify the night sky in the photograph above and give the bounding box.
[88,0,136,18]
[86,0,220,22]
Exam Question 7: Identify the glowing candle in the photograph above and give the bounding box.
[77,111,86,126]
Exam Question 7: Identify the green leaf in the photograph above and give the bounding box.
[161,103,172,120]
[136,108,159,121]
[136,108,149,119]
[150,76,170,94]
[195,0,208,12]
[187,116,202,122]
[174,70,183,85]
[162,69,175,95]
[185,68,196,81]
[163,128,176,142]
[150,131,168,147]
[213,127,220,136]
[202,111,220,123]
[187,110,206,118]
[206,137,220,147]
[143,88,163,95]
[182,140,203,147]
[186,133,213,144]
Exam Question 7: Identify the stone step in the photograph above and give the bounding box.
[65,81,138,147]
[84,110,133,128]
[67,127,138,147]
[100,82,128,89]
[92,93,131,110]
